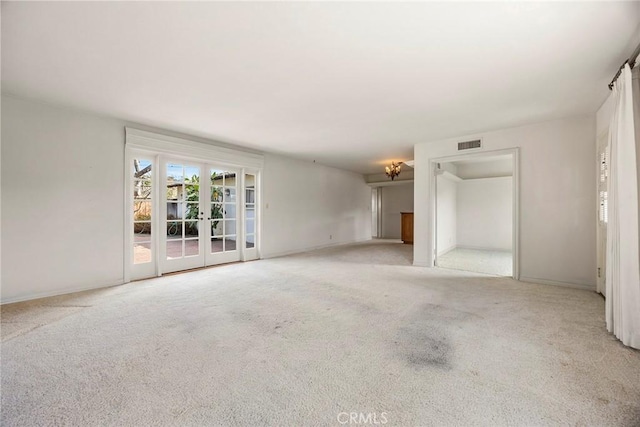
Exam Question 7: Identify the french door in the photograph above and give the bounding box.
[128,152,260,280]
[161,160,243,273]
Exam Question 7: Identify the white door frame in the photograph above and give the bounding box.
[124,128,263,282]
[429,148,520,280]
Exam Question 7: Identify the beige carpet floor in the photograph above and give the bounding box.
[2,240,639,426]
[437,248,513,277]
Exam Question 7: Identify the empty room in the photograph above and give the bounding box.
[435,154,514,277]
[2,2,640,426]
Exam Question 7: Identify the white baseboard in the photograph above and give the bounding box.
[519,276,596,291]
[410,265,595,292]
[1,279,124,305]
[261,237,372,260]
[437,245,457,257]
[455,244,512,252]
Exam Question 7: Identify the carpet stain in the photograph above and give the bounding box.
[394,303,481,370]
[404,331,451,369]
[396,327,452,370]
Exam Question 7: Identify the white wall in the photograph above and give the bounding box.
[260,154,371,258]
[380,183,413,239]
[414,116,597,289]
[436,175,457,255]
[1,96,371,303]
[596,95,613,138]
[1,96,126,302]
[456,177,512,251]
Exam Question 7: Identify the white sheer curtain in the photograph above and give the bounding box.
[606,63,640,349]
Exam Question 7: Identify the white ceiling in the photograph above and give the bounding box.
[2,2,639,174]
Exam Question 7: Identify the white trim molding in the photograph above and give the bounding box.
[125,128,264,169]
[519,276,596,292]
[261,237,373,260]
[367,179,414,188]
[1,280,124,305]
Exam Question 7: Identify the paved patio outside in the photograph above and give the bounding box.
[133,235,243,264]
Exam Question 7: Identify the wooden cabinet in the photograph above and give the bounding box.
[401,212,414,244]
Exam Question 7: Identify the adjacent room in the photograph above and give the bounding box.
[435,153,514,277]
[2,2,640,426]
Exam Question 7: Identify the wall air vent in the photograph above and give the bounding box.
[458,139,482,151]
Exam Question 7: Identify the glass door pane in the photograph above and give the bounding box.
[210,168,225,254]
[166,162,184,259]
[162,161,205,273]
[245,173,256,250]
[223,170,238,252]
[209,169,238,254]
[206,168,241,265]
[133,158,153,264]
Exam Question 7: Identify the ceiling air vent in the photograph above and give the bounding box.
[458,139,482,151]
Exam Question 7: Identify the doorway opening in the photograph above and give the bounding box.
[371,187,381,238]
[434,152,516,278]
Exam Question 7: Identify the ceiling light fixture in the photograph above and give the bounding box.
[385,162,402,180]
